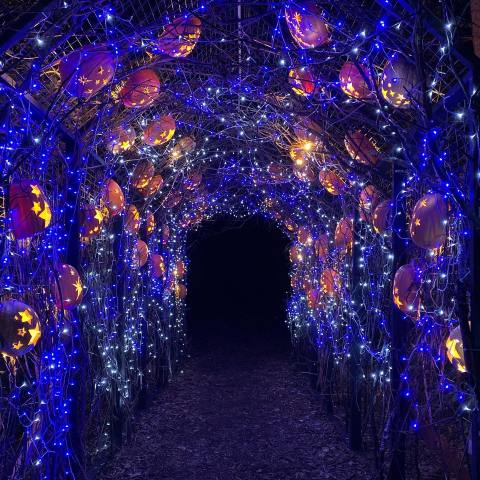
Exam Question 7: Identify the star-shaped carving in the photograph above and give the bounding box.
[18,309,33,325]
[31,201,42,215]
[73,278,83,299]
[28,322,41,346]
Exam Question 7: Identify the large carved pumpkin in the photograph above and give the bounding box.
[137,174,164,198]
[157,14,202,58]
[125,205,141,235]
[320,269,341,297]
[314,233,329,260]
[53,263,84,310]
[359,185,381,221]
[151,253,166,279]
[101,179,125,217]
[381,55,419,108]
[132,160,155,189]
[344,130,380,166]
[334,217,353,254]
[118,69,160,108]
[59,46,115,98]
[143,115,176,146]
[446,325,466,373]
[339,61,374,100]
[9,180,52,239]
[0,300,41,356]
[133,239,149,268]
[284,1,329,49]
[106,126,136,154]
[80,205,104,240]
[289,67,315,96]
[318,169,346,195]
[393,263,421,317]
[409,193,447,250]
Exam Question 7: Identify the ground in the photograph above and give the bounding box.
[98,338,375,480]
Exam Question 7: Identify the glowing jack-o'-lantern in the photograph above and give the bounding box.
[125,205,140,235]
[175,283,187,299]
[320,269,341,297]
[143,115,176,146]
[344,130,381,166]
[9,180,52,240]
[446,325,466,373]
[145,211,155,235]
[133,239,149,268]
[284,1,329,49]
[409,193,447,250]
[319,169,346,195]
[372,200,392,235]
[169,136,196,163]
[359,185,381,222]
[59,46,115,98]
[334,217,353,254]
[294,117,323,150]
[53,264,83,310]
[297,226,313,247]
[101,179,125,217]
[289,67,315,96]
[315,233,329,260]
[381,55,419,108]
[137,174,164,198]
[132,160,155,189]
[284,218,298,232]
[184,172,203,191]
[393,263,421,317]
[339,61,374,100]
[117,69,161,108]
[80,206,104,240]
[158,14,202,58]
[106,126,136,154]
[0,300,41,356]
[151,253,166,279]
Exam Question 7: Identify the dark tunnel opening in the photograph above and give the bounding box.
[186,216,291,353]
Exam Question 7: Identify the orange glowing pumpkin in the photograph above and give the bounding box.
[52,263,83,310]
[344,130,380,166]
[151,253,166,279]
[318,169,346,195]
[446,325,467,373]
[118,69,160,108]
[334,217,353,254]
[293,164,316,183]
[80,205,104,240]
[137,174,164,198]
[359,185,381,222]
[393,263,421,317]
[125,204,140,235]
[320,269,342,296]
[289,67,315,96]
[267,163,289,182]
[306,288,322,310]
[174,260,186,279]
[133,239,149,268]
[289,244,304,263]
[143,115,176,146]
[145,211,155,235]
[132,160,155,189]
[184,172,202,191]
[339,61,374,100]
[314,233,329,260]
[381,55,419,108]
[106,126,136,154]
[101,179,125,217]
[372,200,392,234]
[169,136,196,163]
[175,283,187,299]
[297,226,313,247]
[157,14,202,58]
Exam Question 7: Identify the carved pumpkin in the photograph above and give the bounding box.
[175,283,187,299]
[339,61,374,100]
[106,126,136,154]
[314,233,329,260]
[169,136,196,163]
[381,55,419,108]
[59,46,115,98]
[125,205,140,234]
[393,263,421,317]
[0,300,41,356]
[80,205,104,240]
[372,200,392,234]
[446,325,466,373]
[320,269,341,297]
[334,217,353,254]
[318,169,346,195]
[137,174,163,198]
[151,253,166,279]
[289,244,304,263]
[184,172,202,191]
[145,211,155,235]
[132,160,155,189]
[289,67,315,96]
[118,69,160,108]
[174,260,186,279]
[9,180,52,239]
[101,179,125,217]
[409,193,447,250]
[143,115,176,146]
[157,14,202,58]
[344,130,381,166]
[359,185,381,221]
[297,226,313,247]
[53,263,83,310]
[289,140,316,167]
[284,218,298,232]
[284,1,329,49]
[133,239,149,268]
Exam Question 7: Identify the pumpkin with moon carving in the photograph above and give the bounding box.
[289,67,315,96]
[80,205,104,240]
[372,200,392,234]
[143,115,176,146]
[339,61,374,100]
[9,180,52,239]
[106,126,136,154]
[101,179,124,217]
[52,263,84,310]
[392,263,421,317]
[118,69,160,108]
[157,14,202,58]
[145,211,155,235]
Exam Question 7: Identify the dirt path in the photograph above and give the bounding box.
[98,341,374,480]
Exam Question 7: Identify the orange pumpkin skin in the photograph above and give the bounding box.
[174,260,186,279]
[175,283,187,299]
[125,205,141,235]
[151,253,166,279]
[409,193,447,250]
[184,172,202,191]
[106,126,136,154]
[344,130,380,166]
[381,55,419,108]
[143,115,176,146]
[372,200,392,234]
[289,244,304,263]
[0,300,41,356]
[145,212,156,235]
[285,1,329,49]
[59,46,115,98]
[53,264,83,310]
[101,179,125,217]
[137,174,164,198]
[133,239,149,268]
[289,67,315,96]
[80,206,104,239]
[318,169,346,196]
[339,61,374,100]
[314,234,329,260]
[9,180,52,239]
[393,263,421,317]
[132,160,155,189]
[297,226,313,247]
[157,15,202,58]
[320,269,341,297]
[334,218,353,254]
[119,69,160,108]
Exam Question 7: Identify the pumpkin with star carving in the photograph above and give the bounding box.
[101,179,125,217]
[393,263,421,317]
[289,67,315,96]
[52,264,84,310]
[157,14,202,58]
[106,126,136,154]
[339,61,374,100]
[80,205,104,240]
[118,69,160,108]
[132,160,155,189]
[143,115,176,146]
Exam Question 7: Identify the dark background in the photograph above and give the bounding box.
[186,216,291,352]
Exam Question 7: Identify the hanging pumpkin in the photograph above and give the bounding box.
[133,239,149,268]
[297,226,313,247]
[284,1,329,49]
[145,211,155,235]
[344,130,381,166]
[175,283,187,299]
[445,325,467,373]
[9,180,52,239]
[314,233,329,260]
[157,14,202,58]
[359,185,381,221]
[409,193,447,250]
[289,140,315,167]
[184,172,202,191]
[143,115,176,146]
[381,55,419,108]
[162,191,182,209]
[334,217,353,254]
[339,61,374,100]
[118,69,161,108]
[372,200,392,234]
[392,263,421,317]
[169,136,196,163]
[132,160,155,189]
[318,169,346,195]
[174,260,186,279]
[0,300,41,356]
[106,126,136,154]
[80,205,104,240]
[101,179,124,217]
[151,253,166,279]
[284,218,298,232]
[125,205,141,234]
[52,263,84,310]
[137,174,164,197]
[59,46,115,98]
[289,67,315,96]
[320,269,341,297]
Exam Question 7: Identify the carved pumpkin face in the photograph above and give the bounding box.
[320,269,341,297]
[409,193,447,250]
[137,174,164,198]
[381,55,419,108]
[117,69,161,108]
[339,61,374,100]
[133,239,149,268]
[318,169,346,195]
[9,180,52,239]
[446,326,466,373]
[157,14,202,58]
[80,206,104,240]
[106,126,136,154]
[284,1,329,49]
[372,200,392,234]
[174,260,186,279]
[101,179,125,217]
[125,205,141,235]
[393,263,421,317]
[145,211,155,235]
[0,300,41,356]
[143,115,176,146]
[344,130,381,166]
[132,160,155,189]
[59,46,115,98]
[53,264,84,310]
[334,217,353,254]
[151,253,166,279]
[289,67,315,96]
